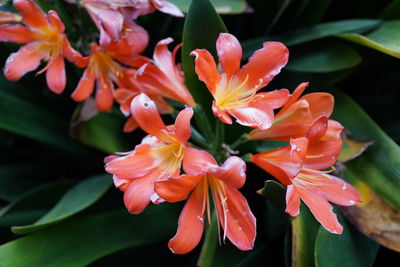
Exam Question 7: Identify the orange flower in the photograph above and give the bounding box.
[81,0,183,45]
[0,0,83,93]
[0,11,21,24]
[105,93,193,214]
[136,37,195,107]
[191,33,289,129]
[71,21,149,112]
[251,118,360,234]
[249,82,334,141]
[155,150,256,254]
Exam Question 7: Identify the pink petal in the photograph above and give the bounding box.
[14,0,50,29]
[130,93,168,137]
[191,49,220,95]
[107,21,149,56]
[174,107,193,143]
[155,174,203,203]
[212,101,233,124]
[216,33,242,78]
[63,36,85,66]
[317,175,361,206]
[123,116,139,133]
[95,78,114,112]
[253,89,290,109]
[183,147,218,176]
[168,184,205,254]
[4,43,42,81]
[228,100,274,130]
[153,0,185,17]
[46,56,66,94]
[285,184,300,216]
[71,67,95,102]
[214,156,246,188]
[236,41,288,90]
[0,24,34,44]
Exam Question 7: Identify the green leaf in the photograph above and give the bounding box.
[338,21,400,58]
[242,19,380,58]
[182,0,227,111]
[12,174,112,234]
[286,41,362,73]
[338,138,373,163]
[0,206,178,266]
[379,0,400,19]
[291,204,320,267]
[169,0,248,14]
[332,90,400,210]
[0,180,73,226]
[315,211,379,267]
[0,91,93,158]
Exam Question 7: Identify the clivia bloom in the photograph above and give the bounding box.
[155,150,256,254]
[251,118,360,234]
[81,0,183,45]
[71,21,149,111]
[249,82,334,141]
[0,0,83,93]
[0,10,22,24]
[105,93,194,214]
[191,33,289,129]
[136,37,195,107]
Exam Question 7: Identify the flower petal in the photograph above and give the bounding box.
[168,184,205,254]
[0,11,22,24]
[4,43,42,81]
[318,175,361,206]
[95,78,114,112]
[253,89,290,109]
[63,36,85,66]
[214,156,246,188]
[0,24,34,44]
[153,0,185,17]
[183,147,218,176]
[14,0,49,29]
[301,92,334,121]
[217,33,242,78]
[236,41,288,90]
[123,116,138,133]
[212,101,233,124]
[46,56,66,94]
[105,144,155,179]
[155,174,203,203]
[71,67,95,102]
[285,184,300,216]
[191,49,220,95]
[48,10,65,32]
[174,107,193,143]
[279,82,309,114]
[228,100,274,130]
[306,116,328,142]
[218,186,256,251]
[295,185,343,234]
[130,93,167,137]
[303,138,342,170]
[107,21,149,56]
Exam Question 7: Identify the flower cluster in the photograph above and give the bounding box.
[0,0,360,255]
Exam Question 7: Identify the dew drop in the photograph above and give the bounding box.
[342,183,347,190]
[296,148,301,152]
[349,200,355,205]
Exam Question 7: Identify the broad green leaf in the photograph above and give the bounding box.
[338,138,373,163]
[71,100,130,153]
[0,180,73,226]
[291,204,320,267]
[169,0,248,14]
[0,91,94,158]
[286,41,362,73]
[12,174,112,234]
[338,21,400,58]
[291,0,332,27]
[341,172,400,252]
[379,0,400,19]
[332,90,400,210]
[242,19,380,58]
[0,206,178,266]
[315,211,379,267]
[182,0,227,111]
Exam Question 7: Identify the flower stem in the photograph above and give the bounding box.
[190,126,209,148]
[194,104,215,143]
[230,133,249,150]
[197,213,218,267]
[213,120,225,157]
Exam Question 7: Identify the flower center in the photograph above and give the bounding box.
[34,27,64,61]
[152,141,185,177]
[293,167,335,188]
[89,49,123,80]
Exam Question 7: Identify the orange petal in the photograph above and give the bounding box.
[95,78,114,112]
[71,67,95,102]
[173,107,193,143]
[228,100,274,130]
[0,11,21,24]
[295,185,343,234]
[48,10,65,32]
[191,49,220,95]
[251,138,308,185]
[301,92,334,121]
[4,43,42,81]
[316,175,361,206]
[279,82,309,114]
[63,36,85,66]
[46,56,66,94]
[303,138,342,170]
[253,89,290,109]
[217,186,256,251]
[123,116,138,133]
[183,147,218,175]
[212,101,232,124]
[0,24,34,44]
[214,156,246,188]
[217,33,242,78]
[168,184,205,254]
[105,144,155,179]
[324,120,344,140]
[285,184,300,216]
[155,174,203,203]
[130,93,167,137]
[236,41,288,90]
[306,116,328,142]
[14,0,50,29]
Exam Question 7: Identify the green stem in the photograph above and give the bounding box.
[197,213,218,267]
[213,120,225,156]
[230,133,250,150]
[193,104,214,143]
[190,126,209,148]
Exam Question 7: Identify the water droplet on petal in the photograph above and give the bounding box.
[342,183,347,190]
